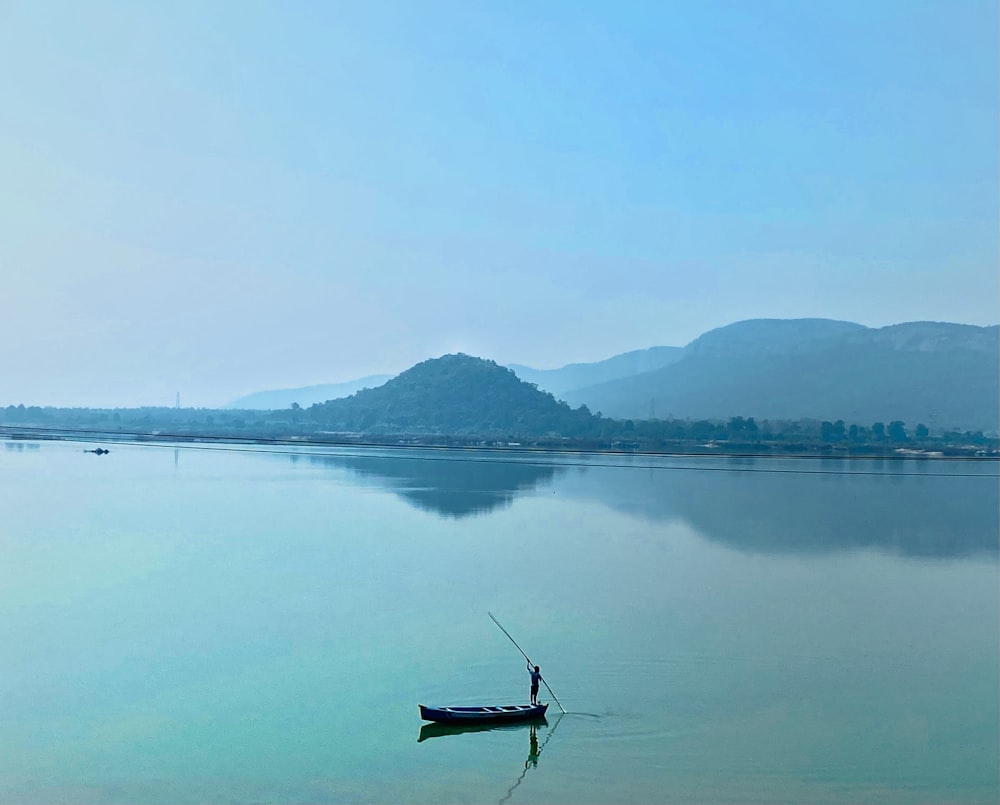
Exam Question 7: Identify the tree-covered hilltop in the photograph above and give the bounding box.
[306,353,596,437]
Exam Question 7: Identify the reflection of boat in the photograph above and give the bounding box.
[418,703,548,724]
[418,716,548,742]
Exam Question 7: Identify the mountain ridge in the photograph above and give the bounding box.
[508,346,684,397]
[232,318,998,431]
[560,320,998,429]
[228,375,393,409]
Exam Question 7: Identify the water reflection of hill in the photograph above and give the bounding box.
[564,458,999,558]
[307,451,562,518]
[303,450,997,556]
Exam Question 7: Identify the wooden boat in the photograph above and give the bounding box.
[418,703,548,724]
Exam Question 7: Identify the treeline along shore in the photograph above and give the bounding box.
[2,407,996,458]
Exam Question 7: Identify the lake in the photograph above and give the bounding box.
[1,439,997,804]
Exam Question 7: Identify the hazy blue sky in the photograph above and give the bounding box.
[2,1,997,407]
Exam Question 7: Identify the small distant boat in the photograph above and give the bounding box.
[419,703,548,724]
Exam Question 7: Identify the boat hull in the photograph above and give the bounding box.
[419,703,548,724]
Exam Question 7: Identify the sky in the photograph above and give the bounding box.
[1,1,997,408]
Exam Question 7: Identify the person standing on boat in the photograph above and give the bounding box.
[528,662,542,705]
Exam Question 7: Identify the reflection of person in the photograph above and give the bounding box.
[528,662,541,705]
[527,723,539,767]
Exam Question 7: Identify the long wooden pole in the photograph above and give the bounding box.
[488,612,567,713]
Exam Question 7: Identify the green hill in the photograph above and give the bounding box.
[307,353,595,437]
[228,348,682,410]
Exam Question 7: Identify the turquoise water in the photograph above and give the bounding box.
[1,440,997,803]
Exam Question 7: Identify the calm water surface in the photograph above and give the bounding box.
[1,440,997,804]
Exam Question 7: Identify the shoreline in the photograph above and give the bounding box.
[3,426,997,461]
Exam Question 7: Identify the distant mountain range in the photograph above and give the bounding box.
[560,319,998,430]
[507,346,684,397]
[228,347,683,408]
[233,318,999,431]
[229,375,393,409]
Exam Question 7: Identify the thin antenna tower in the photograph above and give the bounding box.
[175,392,180,409]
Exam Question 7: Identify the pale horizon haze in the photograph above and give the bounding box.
[2,1,997,408]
